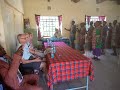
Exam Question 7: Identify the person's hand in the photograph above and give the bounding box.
[34,57,42,62]
[44,48,51,55]
[29,48,35,54]
[13,54,22,62]
[44,49,50,55]
[64,28,67,30]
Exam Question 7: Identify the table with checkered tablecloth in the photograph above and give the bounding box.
[44,42,94,90]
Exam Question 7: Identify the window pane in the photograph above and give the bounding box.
[40,16,60,37]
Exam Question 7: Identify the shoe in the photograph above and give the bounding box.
[96,57,100,61]
[34,69,39,74]
[111,53,117,56]
[101,52,105,55]
[92,57,97,60]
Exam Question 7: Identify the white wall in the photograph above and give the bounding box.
[23,0,120,38]
[0,0,24,55]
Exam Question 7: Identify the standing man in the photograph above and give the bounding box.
[101,21,109,54]
[111,20,119,56]
[106,22,113,49]
[65,20,76,49]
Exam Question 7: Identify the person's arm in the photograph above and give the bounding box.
[21,57,42,64]
[1,54,21,89]
[64,28,70,31]
[29,48,43,54]
[4,54,12,62]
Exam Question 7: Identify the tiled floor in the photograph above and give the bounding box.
[39,49,120,90]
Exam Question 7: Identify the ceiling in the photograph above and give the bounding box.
[96,0,120,5]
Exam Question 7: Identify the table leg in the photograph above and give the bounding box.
[51,85,53,90]
[86,76,89,90]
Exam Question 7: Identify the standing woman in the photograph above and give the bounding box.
[87,21,94,51]
[92,21,102,60]
[78,22,86,53]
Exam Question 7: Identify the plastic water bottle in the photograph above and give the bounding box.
[53,44,56,53]
[47,39,50,46]
[50,40,52,46]
[51,47,54,58]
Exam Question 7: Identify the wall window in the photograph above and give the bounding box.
[40,16,59,37]
[86,16,106,31]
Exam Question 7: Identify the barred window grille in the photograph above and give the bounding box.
[40,16,59,37]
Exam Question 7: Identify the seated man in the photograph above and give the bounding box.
[0,45,43,90]
[16,34,46,73]
[25,33,49,78]
[25,32,48,57]
[17,34,44,74]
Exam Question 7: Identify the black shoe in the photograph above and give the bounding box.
[96,57,100,61]
[92,57,97,60]
[101,52,105,55]
[111,53,117,56]
[34,69,39,74]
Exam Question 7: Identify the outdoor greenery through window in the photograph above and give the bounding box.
[40,16,59,37]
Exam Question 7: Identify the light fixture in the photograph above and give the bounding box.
[71,0,80,3]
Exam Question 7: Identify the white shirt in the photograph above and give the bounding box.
[22,42,32,60]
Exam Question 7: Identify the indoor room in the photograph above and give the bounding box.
[0,0,120,90]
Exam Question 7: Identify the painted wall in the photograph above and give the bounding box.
[23,0,120,38]
[0,2,6,48]
[0,0,24,55]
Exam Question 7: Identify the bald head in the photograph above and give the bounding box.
[17,34,26,45]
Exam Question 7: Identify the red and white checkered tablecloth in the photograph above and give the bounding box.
[44,42,94,88]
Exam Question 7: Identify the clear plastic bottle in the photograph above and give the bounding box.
[53,44,56,53]
[47,39,50,46]
[51,47,54,58]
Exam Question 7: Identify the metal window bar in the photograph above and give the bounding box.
[40,16,59,37]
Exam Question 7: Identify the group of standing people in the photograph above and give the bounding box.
[65,20,120,60]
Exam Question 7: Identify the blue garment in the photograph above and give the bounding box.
[22,42,32,60]
[0,84,3,90]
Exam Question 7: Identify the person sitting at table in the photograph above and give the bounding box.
[54,28,61,38]
[17,34,45,74]
[25,32,48,75]
[0,44,43,90]
[26,32,49,57]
